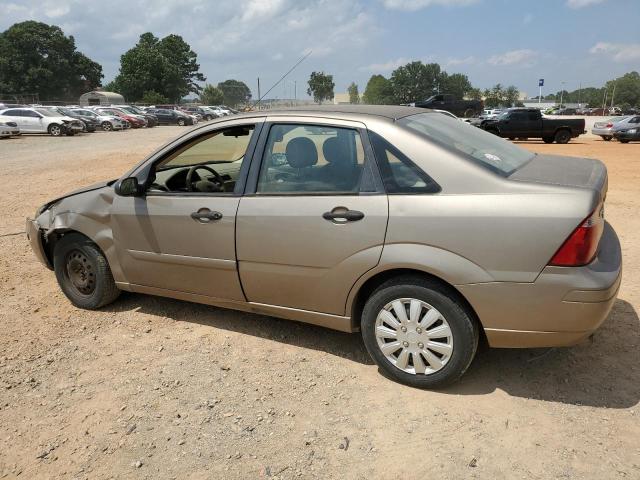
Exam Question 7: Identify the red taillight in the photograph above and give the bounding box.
[549,206,604,267]
[605,123,613,128]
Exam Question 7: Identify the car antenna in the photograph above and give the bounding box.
[249,50,312,111]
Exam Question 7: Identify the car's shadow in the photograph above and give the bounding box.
[107,296,639,408]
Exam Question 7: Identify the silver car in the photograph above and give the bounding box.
[592,115,640,141]
[26,106,621,388]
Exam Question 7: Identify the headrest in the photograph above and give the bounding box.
[322,136,353,167]
[286,137,317,169]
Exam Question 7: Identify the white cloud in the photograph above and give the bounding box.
[566,0,607,8]
[382,0,478,11]
[360,57,412,72]
[445,56,476,67]
[589,42,640,62]
[487,49,538,66]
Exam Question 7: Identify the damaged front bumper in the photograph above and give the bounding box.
[26,218,52,269]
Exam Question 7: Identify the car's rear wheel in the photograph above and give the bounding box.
[463,109,474,118]
[542,136,554,144]
[48,124,62,136]
[53,233,120,309]
[102,121,113,131]
[554,129,571,144]
[361,277,479,388]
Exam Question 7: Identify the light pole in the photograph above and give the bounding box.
[559,81,566,108]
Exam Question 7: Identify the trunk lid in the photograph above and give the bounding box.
[509,154,607,203]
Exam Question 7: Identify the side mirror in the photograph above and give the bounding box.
[115,177,143,197]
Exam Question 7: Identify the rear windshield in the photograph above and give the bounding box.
[399,113,534,175]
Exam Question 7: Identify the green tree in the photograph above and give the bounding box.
[504,85,520,106]
[307,71,335,104]
[390,61,442,103]
[467,87,483,100]
[440,73,472,100]
[606,71,640,107]
[110,32,205,102]
[0,21,102,101]
[217,79,252,107]
[141,90,169,105]
[200,84,224,105]
[362,75,394,104]
[347,82,359,104]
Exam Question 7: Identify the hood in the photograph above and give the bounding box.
[38,180,116,213]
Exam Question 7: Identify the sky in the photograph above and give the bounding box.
[1,0,639,100]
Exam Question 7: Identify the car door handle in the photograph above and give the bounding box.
[191,209,223,223]
[322,209,365,222]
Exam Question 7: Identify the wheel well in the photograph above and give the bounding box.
[42,229,93,266]
[350,268,482,333]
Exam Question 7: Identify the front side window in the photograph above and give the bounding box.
[399,112,534,176]
[257,124,366,194]
[149,125,255,194]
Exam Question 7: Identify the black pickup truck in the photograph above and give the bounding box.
[481,108,585,144]
[413,94,483,118]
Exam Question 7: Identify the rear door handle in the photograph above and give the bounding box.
[322,209,365,222]
[191,209,223,223]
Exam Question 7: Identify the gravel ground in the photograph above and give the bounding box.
[1,127,639,479]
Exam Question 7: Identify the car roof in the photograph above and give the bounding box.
[232,105,429,122]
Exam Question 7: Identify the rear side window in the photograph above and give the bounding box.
[369,131,439,194]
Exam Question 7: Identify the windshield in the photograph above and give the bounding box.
[35,108,59,117]
[75,109,97,117]
[399,113,535,176]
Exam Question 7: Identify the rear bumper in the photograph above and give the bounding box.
[25,218,52,269]
[458,222,622,348]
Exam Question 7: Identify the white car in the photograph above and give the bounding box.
[0,107,83,136]
[206,106,228,116]
[0,120,21,138]
[71,108,127,131]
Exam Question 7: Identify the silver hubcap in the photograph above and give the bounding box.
[51,126,60,135]
[375,298,453,375]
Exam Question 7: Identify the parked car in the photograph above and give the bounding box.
[94,107,146,128]
[0,120,20,138]
[414,94,484,118]
[591,116,629,141]
[0,107,83,136]
[482,108,585,143]
[114,105,158,127]
[146,108,194,126]
[45,106,100,132]
[184,106,216,121]
[206,106,229,117]
[613,126,640,143]
[26,105,620,388]
[71,108,128,131]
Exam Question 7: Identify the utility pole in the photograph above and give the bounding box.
[559,81,565,107]
[257,78,261,110]
[294,80,297,107]
[610,83,616,109]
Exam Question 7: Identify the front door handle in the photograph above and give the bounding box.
[322,209,365,222]
[191,208,223,223]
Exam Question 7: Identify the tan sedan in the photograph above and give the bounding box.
[27,106,622,387]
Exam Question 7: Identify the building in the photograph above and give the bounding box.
[79,90,125,106]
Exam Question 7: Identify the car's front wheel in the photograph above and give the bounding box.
[177,118,186,126]
[361,277,479,388]
[53,233,120,309]
[102,121,113,131]
[48,124,62,136]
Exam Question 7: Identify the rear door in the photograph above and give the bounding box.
[236,117,388,316]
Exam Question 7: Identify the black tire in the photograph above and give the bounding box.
[554,129,571,144]
[48,123,62,136]
[542,136,554,144]
[361,276,479,388]
[53,233,120,309]
[102,121,113,131]
[601,135,612,141]
[177,118,186,126]
[620,139,630,143]
[463,109,474,118]
[508,137,516,140]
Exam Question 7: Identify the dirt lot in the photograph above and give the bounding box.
[1,128,639,479]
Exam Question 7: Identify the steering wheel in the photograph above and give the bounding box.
[185,165,225,192]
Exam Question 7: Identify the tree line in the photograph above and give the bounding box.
[1,21,638,110]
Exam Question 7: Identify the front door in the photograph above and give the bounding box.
[111,121,262,300]
[236,120,388,316]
